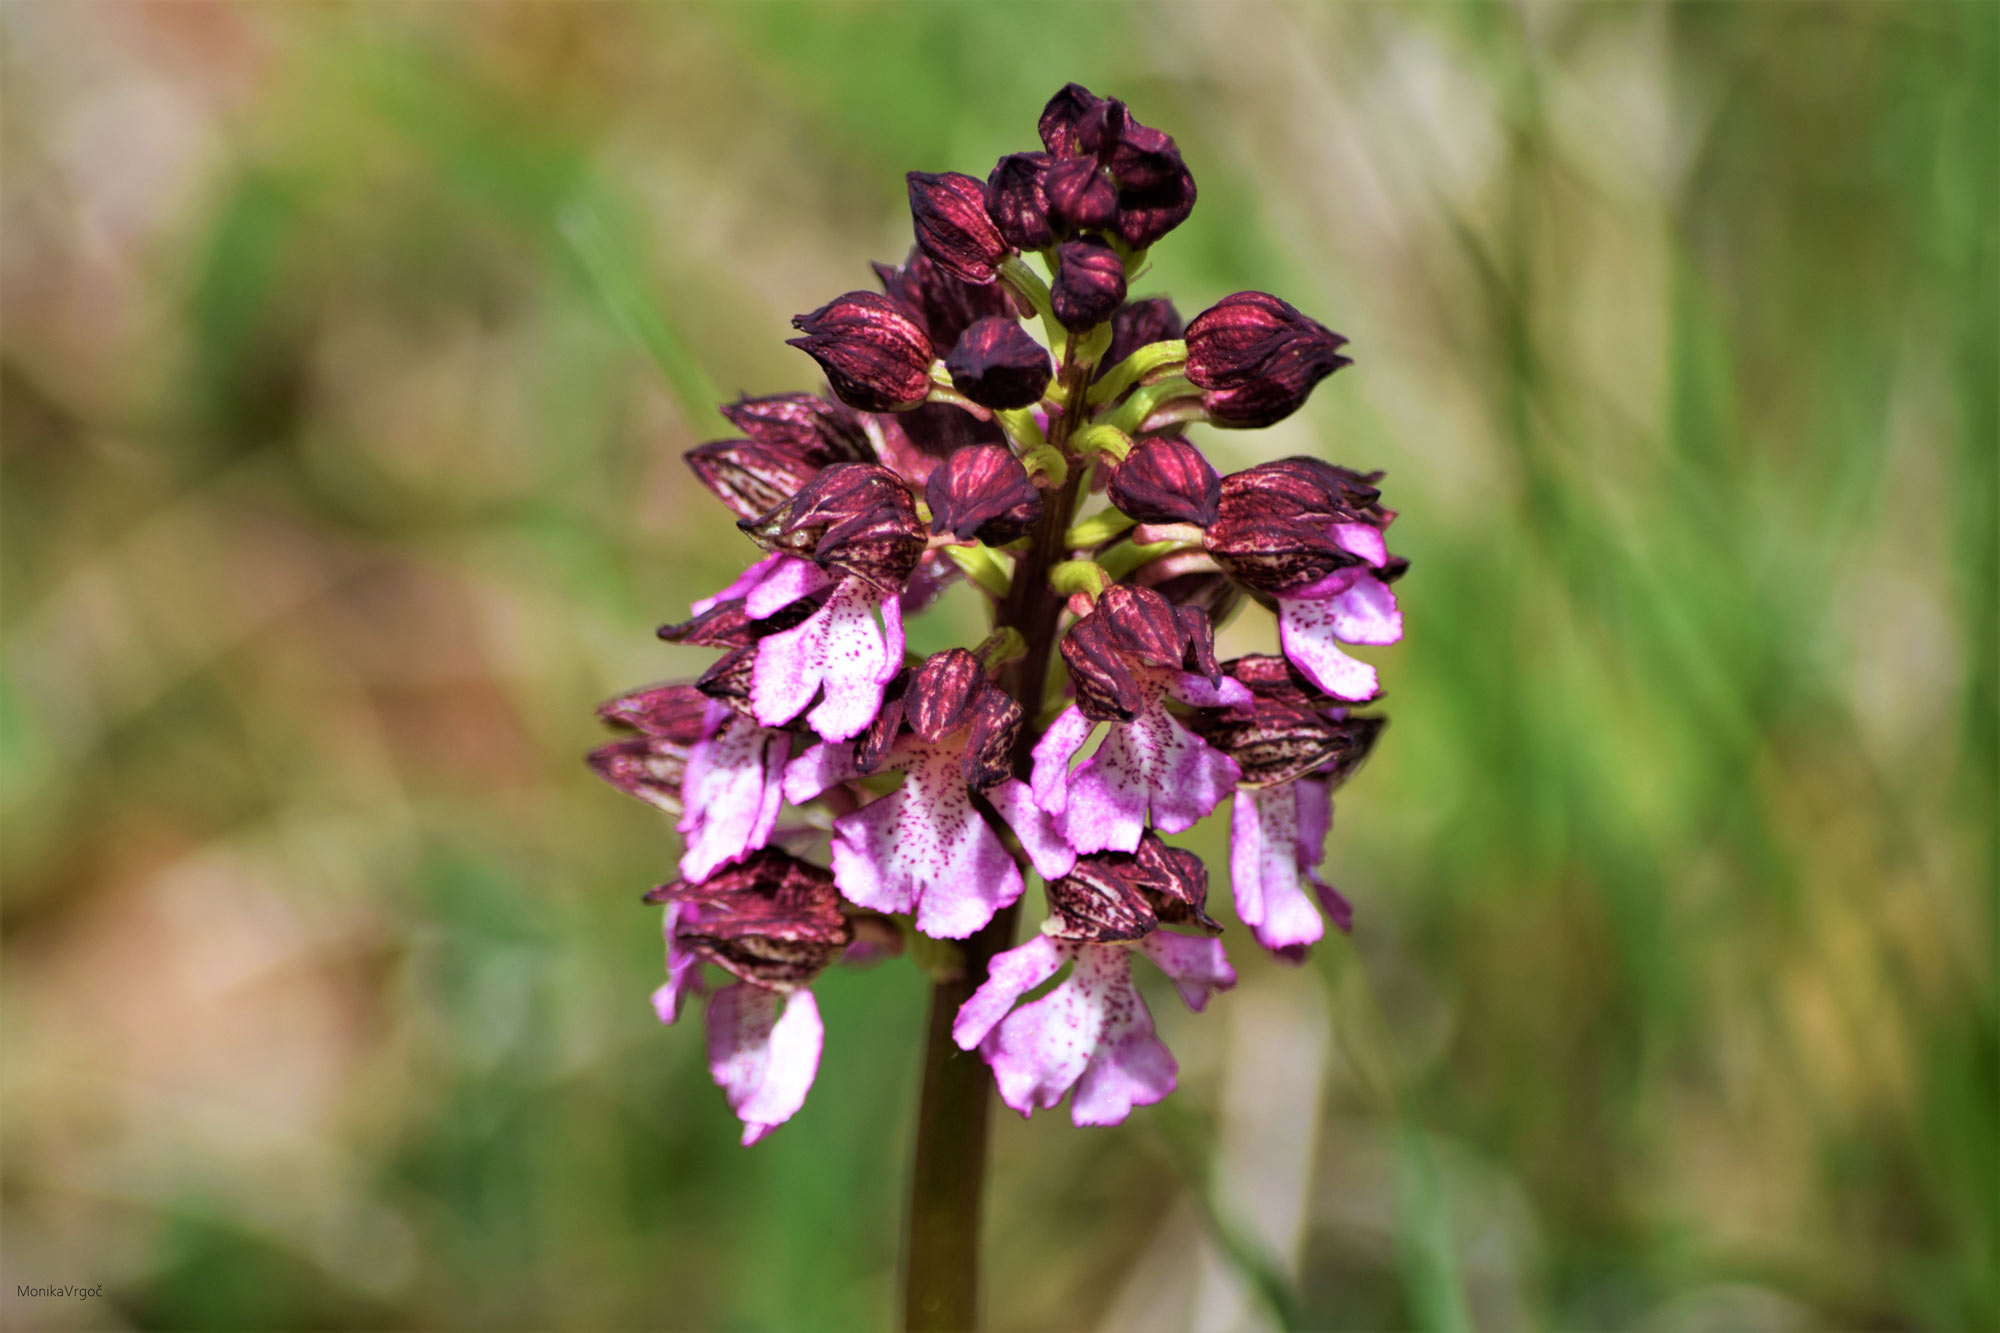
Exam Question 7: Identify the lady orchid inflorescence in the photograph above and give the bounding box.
[592,84,1404,1144]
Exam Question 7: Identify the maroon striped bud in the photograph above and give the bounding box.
[985,152,1057,250]
[742,461,925,591]
[788,291,935,413]
[906,649,986,743]
[1061,584,1221,721]
[588,735,689,814]
[1203,457,1389,592]
[684,393,875,520]
[1051,238,1127,330]
[1044,832,1219,942]
[908,171,1010,285]
[1045,156,1119,231]
[1131,548,1244,628]
[657,593,819,650]
[960,686,1022,790]
[1111,163,1197,249]
[596,681,712,743]
[1185,291,1351,427]
[1098,298,1184,381]
[925,444,1042,544]
[718,392,874,462]
[945,316,1052,410]
[873,248,1013,352]
[1038,83,1106,158]
[1109,436,1220,526]
[1182,654,1387,787]
[645,849,852,990]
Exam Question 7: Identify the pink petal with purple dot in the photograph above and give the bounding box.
[677,718,791,883]
[828,739,1024,938]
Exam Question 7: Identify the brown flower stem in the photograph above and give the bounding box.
[902,352,1093,1332]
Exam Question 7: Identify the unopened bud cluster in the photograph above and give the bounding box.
[592,85,1404,1142]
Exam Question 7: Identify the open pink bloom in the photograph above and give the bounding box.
[788,651,1074,939]
[1183,654,1386,958]
[1029,585,1248,855]
[954,834,1234,1125]
[646,850,852,1145]
[1230,777,1352,957]
[1031,679,1247,855]
[954,933,1234,1126]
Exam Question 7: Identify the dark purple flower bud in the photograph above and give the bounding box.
[1109,436,1220,526]
[945,316,1052,411]
[1038,83,1107,159]
[1111,164,1197,249]
[1097,297,1185,381]
[1061,584,1220,721]
[742,462,926,591]
[695,645,757,715]
[645,849,852,990]
[788,291,935,413]
[1044,156,1119,232]
[1204,457,1388,593]
[596,681,711,742]
[925,444,1042,544]
[588,734,690,812]
[1044,833,1220,942]
[908,171,1011,285]
[985,152,1057,250]
[874,400,1010,486]
[874,248,1013,352]
[1183,655,1386,787]
[1051,238,1127,330]
[686,394,873,520]
[1044,860,1157,942]
[905,649,986,742]
[959,685,1022,790]
[1126,835,1221,933]
[1184,292,1351,428]
[718,392,874,463]
[684,439,828,523]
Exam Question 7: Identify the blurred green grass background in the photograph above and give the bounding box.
[2,3,1992,1330]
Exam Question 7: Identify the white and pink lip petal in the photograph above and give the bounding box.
[985,777,1078,882]
[1068,965,1178,1128]
[1228,785,1326,955]
[676,722,791,884]
[826,756,1025,939]
[981,959,1107,1118]
[1277,595,1381,702]
[704,983,824,1147]
[952,934,1069,1051]
[1029,706,1095,815]
[1137,931,1238,1012]
[744,554,834,619]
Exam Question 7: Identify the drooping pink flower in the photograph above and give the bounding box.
[1030,586,1250,854]
[1184,654,1386,956]
[787,650,1074,939]
[645,849,854,1144]
[954,835,1235,1125]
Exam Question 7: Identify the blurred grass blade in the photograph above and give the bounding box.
[559,197,723,433]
